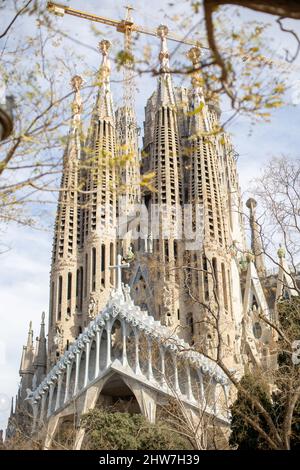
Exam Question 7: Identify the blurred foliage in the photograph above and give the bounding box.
[81,408,191,450]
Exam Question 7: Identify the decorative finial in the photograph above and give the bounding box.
[41,311,45,323]
[157,25,170,72]
[70,75,83,122]
[187,45,203,91]
[187,46,202,67]
[70,75,83,92]
[98,40,111,83]
[278,244,286,259]
[99,39,111,56]
[27,321,33,348]
[157,24,169,38]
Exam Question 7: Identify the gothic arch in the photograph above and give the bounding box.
[95,373,141,415]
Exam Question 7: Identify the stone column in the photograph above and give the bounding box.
[94,330,101,378]
[160,346,166,386]
[39,392,47,426]
[64,362,72,403]
[197,370,205,405]
[147,337,153,381]
[173,355,180,392]
[84,341,91,387]
[47,383,54,417]
[32,401,39,433]
[122,321,128,367]
[134,329,141,375]
[73,351,80,396]
[55,372,63,411]
[106,326,111,369]
[186,363,193,401]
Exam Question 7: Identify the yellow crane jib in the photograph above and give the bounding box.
[47,1,202,47]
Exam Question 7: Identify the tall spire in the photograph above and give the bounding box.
[70,75,83,129]
[187,46,208,133]
[19,321,35,401]
[78,38,118,320]
[186,46,227,250]
[95,39,114,120]
[156,25,175,107]
[10,397,14,417]
[48,76,83,363]
[246,198,266,277]
[33,312,47,386]
[26,320,33,349]
[138,24,183,328]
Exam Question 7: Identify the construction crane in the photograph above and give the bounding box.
[47,2,203,47]
[47,1,204,107]
[47,1,300,110]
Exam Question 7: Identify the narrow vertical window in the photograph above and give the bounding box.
[101,244,105,272]
[164,240,169,263]
[92,247,96,291]
[84,253,88,298]
[174,241,178,261]
[101,244,105,286]
[50,281,54,327]
[67,272,72,300]
[187,312,194,335]
[79,267,83,311]
[212,257,218,297]
[58,275,62,321]
[110,242,114,284]
[76,269,79,298]
[222,263,228,311]
[203,255,209,301]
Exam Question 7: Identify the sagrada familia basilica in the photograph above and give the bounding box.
[5,23,297,449]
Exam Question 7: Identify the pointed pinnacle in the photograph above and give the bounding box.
[70,75,83,124]
[187,46,202,66]
[99,39,111,56]
[26,320,33,349]
[70,75,83,92]
[157,24,169,39]
[157,25,170,71]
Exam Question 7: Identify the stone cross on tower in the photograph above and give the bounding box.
[110,254,130,293]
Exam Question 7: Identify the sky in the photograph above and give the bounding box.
[0,0,300,432]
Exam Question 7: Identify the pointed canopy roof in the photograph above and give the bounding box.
[34,312,47,368]
[243,259,270,316]
[19,321,35,375]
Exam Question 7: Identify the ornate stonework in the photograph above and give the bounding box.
[8,23,297,447]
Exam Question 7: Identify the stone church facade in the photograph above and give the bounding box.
[5,26,296,448]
